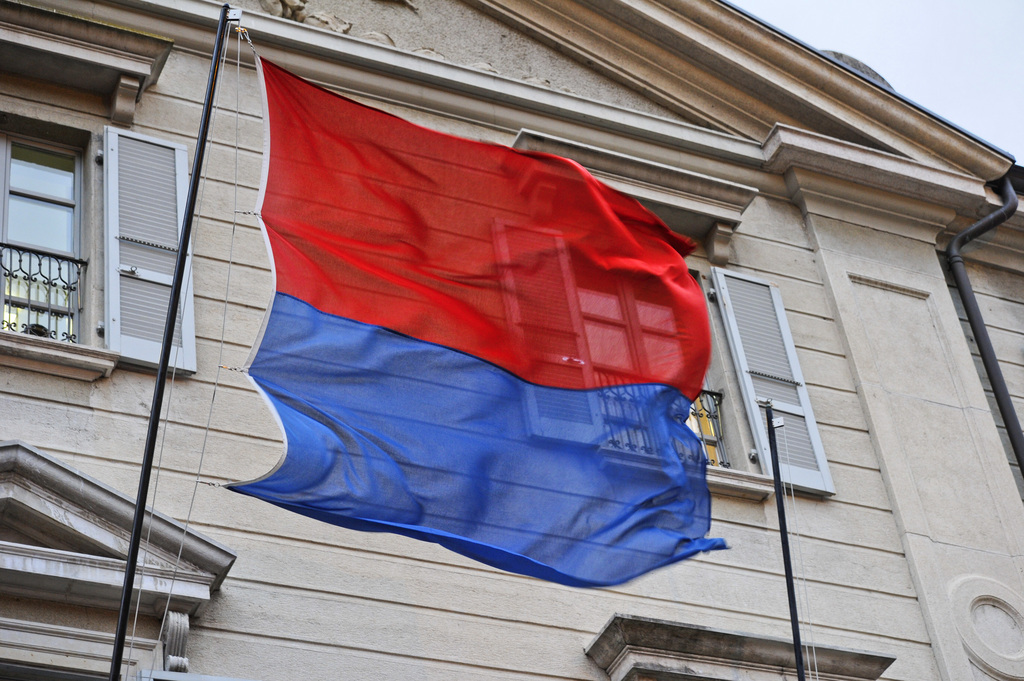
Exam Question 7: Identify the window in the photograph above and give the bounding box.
[0,135,84,343]
[494,221,726,467]
[0,126,196,376]
[711,267,834,494]
[104,127,196,373]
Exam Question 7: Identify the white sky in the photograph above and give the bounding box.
[729,0,1024,164]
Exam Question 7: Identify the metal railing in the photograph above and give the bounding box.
[686,390,728,467]
[1,242,85,343]
[598,385,728,467]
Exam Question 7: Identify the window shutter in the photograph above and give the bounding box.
[494,221,604,443]
[711,268,834,494]
[104,127,196,373]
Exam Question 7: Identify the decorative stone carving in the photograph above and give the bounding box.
[257,0,283,16]
[304,12,352,33]
[162,611,190,673]
[413,48,448,62]
[259,0,309,22]
[704,221,735,265]
[371,0,419,11]
[468,62,499,74]
[111,75,141,126]
[360,31,396,47]
[950,575,1024,680]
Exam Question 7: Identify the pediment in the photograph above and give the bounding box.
[458,0,1012,181]
[247,0,1011,187]
[0,441,235,616]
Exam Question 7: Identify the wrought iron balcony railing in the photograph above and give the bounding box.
[598,384,728,467]
[1,242,85,344]
[686,390,728,467]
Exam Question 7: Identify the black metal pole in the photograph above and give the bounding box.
[108,5,236,680]
[766,402,807,681]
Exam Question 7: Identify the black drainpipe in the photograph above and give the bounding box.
[945,174,1023,477]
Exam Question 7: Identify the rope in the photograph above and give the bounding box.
[237,26,258,56]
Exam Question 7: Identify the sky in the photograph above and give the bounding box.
[729,0,1024,163]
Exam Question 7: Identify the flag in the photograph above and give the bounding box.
[231,58,726,587]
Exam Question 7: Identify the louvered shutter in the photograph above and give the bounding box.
[104,128,196,373]
[494,221,603,442]
[712,268,834,494]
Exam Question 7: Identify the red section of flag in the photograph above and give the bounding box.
[259,59,710,398]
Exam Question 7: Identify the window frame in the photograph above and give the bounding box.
[0,133,85,344]
[1,133,82,258]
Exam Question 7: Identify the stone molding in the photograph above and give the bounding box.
[0,330,118,381]
[0,615,162,677]
[36,0,765,168]
[949,575,1024,680]
[0,0,173,124]
[513,129,757,248]
[0,441,236,616]
[163,610,190,672]
[764,125,990,215]
[705,464,774,501]
[702,222,733,266]
[459,0,1011,180]
[783,168,958,244]
[587,614,895,681]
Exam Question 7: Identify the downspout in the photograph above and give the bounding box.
[945,175,1023,477]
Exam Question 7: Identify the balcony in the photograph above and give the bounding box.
[2,242,84,344]
[598,387,728,467]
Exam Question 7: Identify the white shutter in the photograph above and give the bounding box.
[712,268,834,494]
[104,127,196,373]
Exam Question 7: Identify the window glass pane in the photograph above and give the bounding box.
[636,300,675,332]
[584,320,633,370]
[10,144,75,200]
[643,334,682,371]
[7,195,74,252]
[579,288,623,320]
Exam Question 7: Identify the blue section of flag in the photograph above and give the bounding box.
[234,293,726,587]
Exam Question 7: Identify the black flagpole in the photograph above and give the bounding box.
[108,5,238,680]
[765,401,807,681]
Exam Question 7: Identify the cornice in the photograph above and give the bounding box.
[0,441,236,613]
[587,614,895,681]
[513,129,758,223]
[0,0,174,124]
[463,0,1012,180]
[764,125,990,216]
[44,0,763,166]
[654,0,1012,177]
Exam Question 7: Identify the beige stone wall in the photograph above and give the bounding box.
[0,33,931,681]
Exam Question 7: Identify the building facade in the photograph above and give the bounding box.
[0,0,1022,680]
